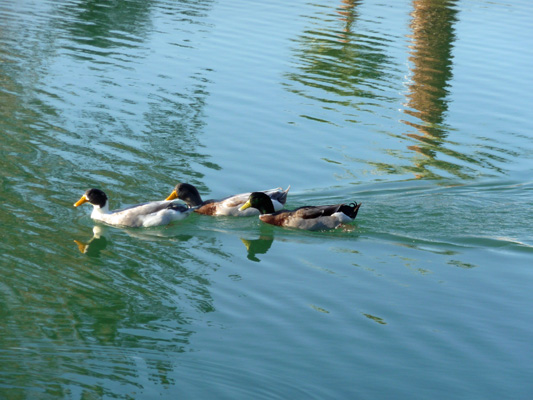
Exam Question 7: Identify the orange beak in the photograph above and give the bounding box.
[74,240,88,253]
[74,195,89,207]
[165,190,178,201]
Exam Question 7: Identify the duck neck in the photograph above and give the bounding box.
[258,201,275,215]
[91,202,110,218]
[187,191,204,207]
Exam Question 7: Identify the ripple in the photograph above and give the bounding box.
[2,0,533,398]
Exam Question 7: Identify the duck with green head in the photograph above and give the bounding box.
[239,192,361,230]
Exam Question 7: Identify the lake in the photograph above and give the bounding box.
[1,0,532,398]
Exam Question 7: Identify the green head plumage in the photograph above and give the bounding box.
[239,192,276,215]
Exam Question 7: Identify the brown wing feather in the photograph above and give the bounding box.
[259,211,291,226]
[195,202,218,215]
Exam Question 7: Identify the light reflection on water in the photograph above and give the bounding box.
[1,0,533,398]
[402,0,460,178]
[284,0,531,182]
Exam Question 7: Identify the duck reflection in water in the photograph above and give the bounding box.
[74,225,194,257]
[240,224,275,262]
[74,225,108,257]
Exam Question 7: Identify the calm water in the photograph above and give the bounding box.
[1,0,532,398]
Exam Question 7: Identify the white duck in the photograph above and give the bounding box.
[74,188,192,228]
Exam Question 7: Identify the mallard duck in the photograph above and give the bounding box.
[74,188,193,228]
[165,183,290,217]
[239,192,361,230]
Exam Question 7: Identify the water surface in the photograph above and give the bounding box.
[1,0,532,398]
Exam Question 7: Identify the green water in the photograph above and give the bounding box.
[1,0,532,398]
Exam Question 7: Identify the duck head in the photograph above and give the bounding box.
[74,188,108,209]
[240,192,276,214]
[165,183,203,207]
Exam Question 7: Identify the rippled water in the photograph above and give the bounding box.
[1,0,532,398]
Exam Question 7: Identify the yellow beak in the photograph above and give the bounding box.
[240,238,251,251]
[74,195,88,207]
[73,240,88,254]
[239,200,252,211]
[165,190,178,201]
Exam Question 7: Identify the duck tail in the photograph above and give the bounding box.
[273,185,291,205]
[339,201,362,219]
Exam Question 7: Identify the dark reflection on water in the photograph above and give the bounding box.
[284,0,396,119]
[1,0,219,194]
[1,221,223,396]
[55,0,153,49]
[241,236,274,262]
[240,224,275,262]
[0,0,226,396]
